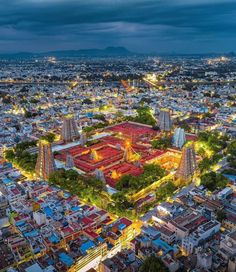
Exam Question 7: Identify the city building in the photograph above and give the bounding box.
[220,230,236,260]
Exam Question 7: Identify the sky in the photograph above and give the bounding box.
[0,0,236,54]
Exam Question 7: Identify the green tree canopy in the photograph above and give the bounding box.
[126,106,156,126]
[216,210,227,222]
[200,171,228,191]
[139,255,168,272]
[41,132,56,143]
[115,164,165,193]
[152,136,172,150]
[156,181,176,202]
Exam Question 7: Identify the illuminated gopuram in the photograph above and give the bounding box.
[61,115,80,143]
[172,127,186,149]
[175,145,197,181]
[35,140,56,180]
[159,109,172,131]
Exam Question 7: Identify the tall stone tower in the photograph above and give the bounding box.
[66,153,74,169]
[172,128,186,149]
[80,132,87,147]
[61,115,80,143]
[159,109,172,131]
[175,145,197,181]
[35,140,56,180]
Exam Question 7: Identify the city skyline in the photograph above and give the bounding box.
[0,0,236,54]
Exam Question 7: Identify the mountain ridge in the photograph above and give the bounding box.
[0,46,136,58]
[0,47,234,59]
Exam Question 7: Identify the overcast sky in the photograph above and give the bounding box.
[0,0,236,54]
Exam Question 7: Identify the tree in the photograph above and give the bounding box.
[197,131,227,155]
[143,164,165,178]
[139,255,168,272]
[115,175,132,191]
[216,210,227,222]
[152,136,172,150]
[198,157,212,173]
[41,132,56,143]
[87,177,104,191]
[4,150,15,162]
[4,141,38,173]
[2,96,11,104]
[156,181,176,201]
[126,106,156,126]
[111,192,133,211]
[115,164,165,193]
[198,147,207,158]
[214,102,221,108]
[30,98,40,104]
[152,125,160,131]
[83,98,93,105]
[24,110,33,118]
[93,114,106,122]
[200,172,228,191]
[140,97,152,104]
[179,122,191,132]
[228,140,236,157]
[15,141,37,152]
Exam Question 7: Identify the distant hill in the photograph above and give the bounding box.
[0,47,234,59]
[45,46,134,57]
[0,47,136,59]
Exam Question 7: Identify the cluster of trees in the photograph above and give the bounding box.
[41,132,56,143]
[139,255,168,272]
[30,98,40,104]
[224,140,236,175]
[85,139,100,147]
[151,136,172,150]
[4,140,38,173]
[2,96,12,104]
[83,122,109,133]
[216,210,227,222]
[204,92,221,98]
[200,171,228,191]
[24,110,38,118]
[93,114,106,122]
[140,97,153,104]
[115,164,166,194]
[179,122,191,133]
[198,153,223,173]
[82,98,93,105]
[198,131,228,154]
[228,140,236,157]
[110,192,134,218]
[127,106,156,126]
[48,169,109,208]
[49,169,135,217]
[156,181,177,202]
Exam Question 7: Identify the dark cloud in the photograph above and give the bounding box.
[0,0,235,53]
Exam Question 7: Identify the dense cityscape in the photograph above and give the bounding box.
[0,54,235,272]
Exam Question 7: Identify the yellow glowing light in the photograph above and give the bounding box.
[125,140,131,148]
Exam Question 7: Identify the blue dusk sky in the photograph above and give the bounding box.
[0,0,236,53]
